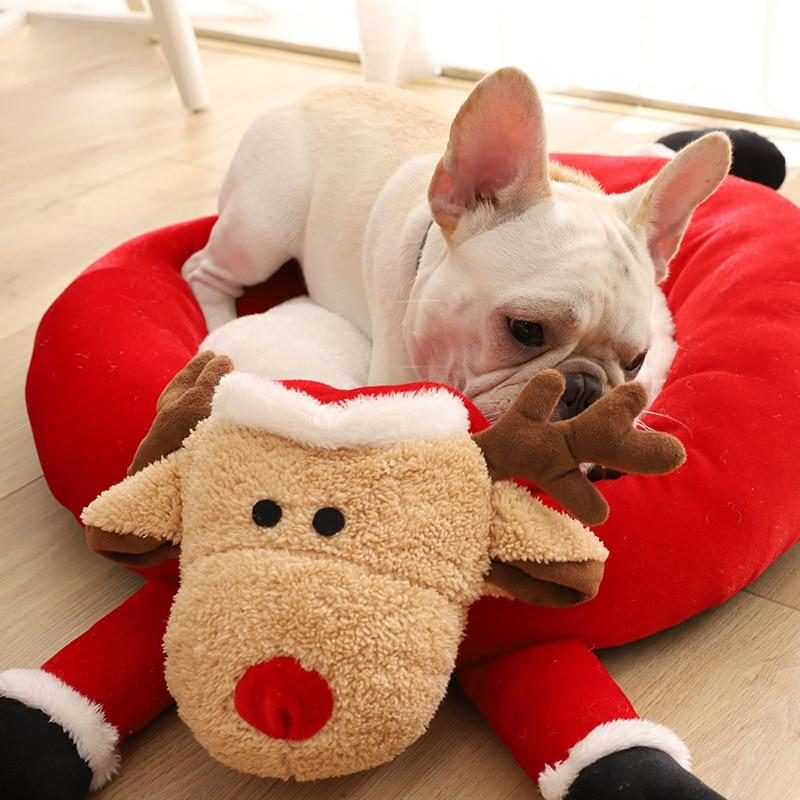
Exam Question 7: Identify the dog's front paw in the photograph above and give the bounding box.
[564,747,726,800]
[0,696,92,800]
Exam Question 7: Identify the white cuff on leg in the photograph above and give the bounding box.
[0,668,120,790]
[538,718,692,800]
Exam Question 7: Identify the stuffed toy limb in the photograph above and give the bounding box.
[457,641,721,800]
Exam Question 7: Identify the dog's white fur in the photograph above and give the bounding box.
[183,68,731,418]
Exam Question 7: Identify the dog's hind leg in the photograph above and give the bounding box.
[182,106,313,331]
[182,201,296,331]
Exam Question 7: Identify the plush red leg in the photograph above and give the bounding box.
[42,578,177,739]
[456,639,689,799]
[0,577,176,795]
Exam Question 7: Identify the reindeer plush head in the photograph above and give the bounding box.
[82,354,684,781]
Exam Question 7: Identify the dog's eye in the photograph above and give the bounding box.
[252,499,282,528]
[508,318,544,347]
[313,507,345,537]
[625,352,648,374]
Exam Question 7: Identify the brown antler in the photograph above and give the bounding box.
[128,351,234,473]
[472,370,686,526]
[85,351,233,564]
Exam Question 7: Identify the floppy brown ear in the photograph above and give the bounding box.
[82,450,185,565]
[484,480,608,607]
[84,351,232,566]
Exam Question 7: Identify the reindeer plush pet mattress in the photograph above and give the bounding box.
[20,154,800,797]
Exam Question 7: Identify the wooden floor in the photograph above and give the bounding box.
[2,19,799,800]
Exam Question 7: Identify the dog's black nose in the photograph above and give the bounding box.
[557,373,602,419]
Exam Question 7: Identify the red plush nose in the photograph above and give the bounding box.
[234,656,334,741]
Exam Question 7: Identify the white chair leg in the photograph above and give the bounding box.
[148,0,210,112]
[0,9,26,38]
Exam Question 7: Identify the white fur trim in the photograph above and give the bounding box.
[538,718,692,800]
[0,669,120,790]
[200,297,371,389]
[211,372,470,448]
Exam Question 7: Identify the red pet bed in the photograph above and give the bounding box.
[23,155,800,796]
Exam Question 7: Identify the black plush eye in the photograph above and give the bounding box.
[312,507,345,537]
[508,318,544,347]
[252,499,282,528]
[625,352,648,374]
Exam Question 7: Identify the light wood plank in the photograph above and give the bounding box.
[0,325,39,499]
[100,692,530,800]
[0,158,221,340]
[0,26,362,227]
[747,544,800,611]
[0,479,142,668]
[602,592,800,798]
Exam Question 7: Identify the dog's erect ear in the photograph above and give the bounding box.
[428,67,550,238]
[484,481,608,607]
[620,132,731,282]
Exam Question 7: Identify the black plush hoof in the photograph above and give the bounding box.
[586,465,626,482]
[658,128,786,190]
[565,746,727,800]
[0,696,92,800]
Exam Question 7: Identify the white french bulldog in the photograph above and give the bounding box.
[182,67,731,420]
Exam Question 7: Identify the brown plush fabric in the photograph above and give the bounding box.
[472,370,686,525]
[485,560,605,607]
[174,423,494,602]
[83,527,180,567]
[128,352,233,473]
